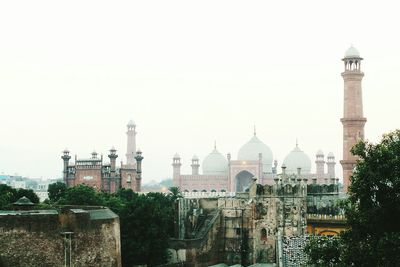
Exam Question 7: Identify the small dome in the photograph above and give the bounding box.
[13,196,34,206]
[192,155,199,160]
[173,153,180,159]
[327,152,335,158]
[110,146,116,151]
[316,149,324,156]
[283,144,311,174]
[202,148,228,175]
[344,46,360,58]
[237,135,273,172]
[127,119,136,127]
[63,148,69,153]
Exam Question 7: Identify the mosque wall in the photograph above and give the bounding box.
[179,175,229,192]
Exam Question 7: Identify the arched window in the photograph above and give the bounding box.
[201,189,207,192]
[211,189,216,192]
[192,190,198,192]
[261,228,267,241]
[221,189,226,192]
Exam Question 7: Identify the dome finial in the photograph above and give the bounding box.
[253,124,256,136]
[214,140,217,150]
[296,138,298,147]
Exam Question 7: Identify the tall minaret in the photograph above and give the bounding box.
[134,150,143,192]
[126,120,137,166]
[340,46,367,192]
[191,155,200,175]
[172,153,182,187]
[315,150,325,181]
[61,149,71,184]
[327,152,336,183]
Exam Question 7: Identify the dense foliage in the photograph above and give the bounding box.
[48,184,177,267]
[0,184,39,209]
[47,181,67,203]
[305,236,342,267]
[305,129,400,266]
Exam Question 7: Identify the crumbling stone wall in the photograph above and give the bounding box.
[0,213,63,267]
[169,210,221,267]
[169,180,309,266]
[0,207,121,267]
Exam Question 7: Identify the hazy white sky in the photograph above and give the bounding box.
[1,0,399,183]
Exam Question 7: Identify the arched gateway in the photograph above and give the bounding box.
[235,170,254,192]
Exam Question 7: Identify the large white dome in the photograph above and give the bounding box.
[202,148,228,175]
[283,144,311,174]
[237,135,273,172]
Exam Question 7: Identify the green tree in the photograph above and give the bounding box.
[0,184,17,209]
[47,182,67,203]
[305,129,400,266]
[119,192,175,266]
[305,236,343,267]
[168,186,182,201]
[341,129,400,266]
[60,184,104,206]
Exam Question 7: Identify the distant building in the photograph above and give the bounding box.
[173,137,337,192]
[62,120,143,193]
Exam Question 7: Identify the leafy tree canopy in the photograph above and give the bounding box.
[58,184,104,206]
[47,182,67,203]
[305,129,400,266]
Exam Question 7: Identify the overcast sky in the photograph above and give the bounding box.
[1,0,399,183]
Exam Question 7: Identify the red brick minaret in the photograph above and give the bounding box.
[134,150,143,192]
[340,46,366,192]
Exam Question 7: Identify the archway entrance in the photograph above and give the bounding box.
[235,170,254,192]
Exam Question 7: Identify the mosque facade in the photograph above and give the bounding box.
[173,133,337,192]
[61,120,143,193]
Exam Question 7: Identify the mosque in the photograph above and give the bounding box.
[167,46,366,266]
[172,131,337,192]
[173,45,365,193]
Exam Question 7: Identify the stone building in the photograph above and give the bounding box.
[62,120,143,193]
[169,168,308,265]
[168,166,343,266]
[0,204,121,267]
[173,137,337,193]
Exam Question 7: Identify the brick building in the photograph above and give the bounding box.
[61,120,143,193]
